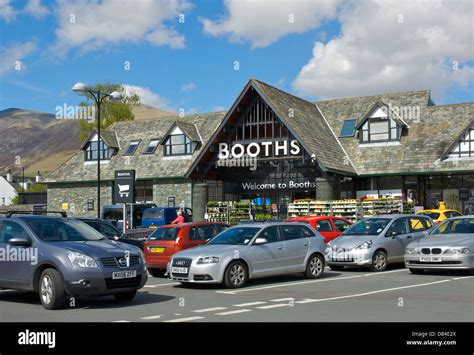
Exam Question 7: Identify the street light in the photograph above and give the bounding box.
[72,82,123,218]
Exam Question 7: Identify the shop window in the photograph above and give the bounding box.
[135,180,153,202]
[164,134,193,156]
[124,139,141,155]
[340,119,357,137]
[360,118,400,143]
[84,141,111,161]
[143,139,160,154]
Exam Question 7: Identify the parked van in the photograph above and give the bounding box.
[141,207,192,228]
[102,203,156,229]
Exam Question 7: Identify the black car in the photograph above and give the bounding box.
[76,218,145,250]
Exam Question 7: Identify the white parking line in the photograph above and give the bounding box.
[216,309,253,316]
[234,301,267,307]
[270,298,294,302]
[294,279,454,304]
[164,316,204,323]
[144,282,181,288]
[140,315,163,320]
[113,320,130,323]
[451,275,474,281]
[218,269,406,294]
[257,303,290,310]
[193,307,227,313]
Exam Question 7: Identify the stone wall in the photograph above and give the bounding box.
[152,179,192,207]
[47,182,113,217]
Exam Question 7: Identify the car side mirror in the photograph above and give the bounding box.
[254,237,268,245]
[386,231,397,238]
[9,237,31,247]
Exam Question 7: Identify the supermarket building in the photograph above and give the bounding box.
[44,78,474,220]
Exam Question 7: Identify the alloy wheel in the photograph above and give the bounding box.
[310,256,323,276]
[40,275,53,305]
[374,253,387,270]
[229,264,245,286]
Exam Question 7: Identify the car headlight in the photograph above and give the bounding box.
[444,248,471,255]
[67,252,98,268]
[197,256,220,264]
[406,248,419,254]
[355,241,372,250]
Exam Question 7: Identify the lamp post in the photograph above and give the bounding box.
[72,82,123,218]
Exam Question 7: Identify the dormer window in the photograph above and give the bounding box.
[164,132,193,156]
[443,123,474,159]
[84,141,110,161]
[124,139,141,155]
[143,139,160,154]
[360,117,400,143]
[356,101,407,144]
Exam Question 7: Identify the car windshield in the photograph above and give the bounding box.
[148,227,179,241]
[143,209,164,219]
[344,218,391,236]
[430,218,474,235]
[419,212,440,220]
[26,218,105,242]
[207,227,260,245]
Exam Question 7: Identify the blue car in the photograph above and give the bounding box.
[0,212,147,310]
[141,207,192,228]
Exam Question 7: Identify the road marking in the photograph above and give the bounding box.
[293,279,454,304]
[234,301,267,307]
[144,282,181,288]
[270,298,294,302]
[113,320,130,323]
[193,307,227,313]
[140,315,163,320]
[451,275,474,281]
[257,303,290,310]
[216,309,252,316]
[217,269,406,294]
[164,316,204,323]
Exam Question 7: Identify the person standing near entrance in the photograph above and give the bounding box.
[172,210,185,224]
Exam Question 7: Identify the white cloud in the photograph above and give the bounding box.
[0,41,37,76]
[293,0,474,101]
[122,84,175,112]
[25,0,49,19]
[200,0,340,48]
[181,82,197,92]
[52,0,191,55]
[0,0,16,22]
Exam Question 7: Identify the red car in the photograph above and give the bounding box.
[144,222,229,277]
[284,216,352,242]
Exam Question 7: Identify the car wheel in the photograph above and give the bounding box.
[148,268,166,277]
[114,290,137,301]
[329,265,345,271]
[305,254,324,279]
[409,268,424,275]
[39,269,66,310]
[369,251,388,272]
[223,261,248,289]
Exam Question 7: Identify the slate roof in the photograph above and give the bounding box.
[45,79,474,184]
[79,129,119,150]
[250,79,357,174]
[44,112,225,183]
[316,92,474,175]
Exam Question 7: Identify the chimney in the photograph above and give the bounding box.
[6,169,12,183]
[36,171,41,183]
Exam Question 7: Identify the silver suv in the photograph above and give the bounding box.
[168,222,327,288]
[327,214,434,272]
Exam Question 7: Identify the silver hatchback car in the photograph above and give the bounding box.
[327,214,434,272]
[168,222,326,288]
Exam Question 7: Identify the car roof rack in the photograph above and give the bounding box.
[0,211,68,218]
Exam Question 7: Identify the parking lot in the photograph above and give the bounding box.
[1,265,472,322]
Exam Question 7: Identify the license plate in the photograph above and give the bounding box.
[172,267,188,274]
[112,270,137,279]
[150,247,165,253]
[420,256,442,263]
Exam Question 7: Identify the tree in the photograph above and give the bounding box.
[76,83,140,141]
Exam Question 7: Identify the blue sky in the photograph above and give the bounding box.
[0,0,472,115]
